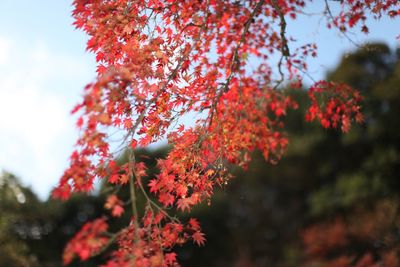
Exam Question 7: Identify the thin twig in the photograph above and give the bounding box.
[271,0,291,89]
[324,0,362,48]
[128,148,139,242]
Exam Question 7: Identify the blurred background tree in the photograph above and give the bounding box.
[0,171,105,267]
[0,171,40,267]
[1,43,399,266]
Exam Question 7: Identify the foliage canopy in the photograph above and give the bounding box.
[52,0,400,266]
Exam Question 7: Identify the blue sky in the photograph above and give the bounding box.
[0,1,96,199]
[0,1,398,199]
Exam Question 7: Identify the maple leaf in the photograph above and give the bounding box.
[112,205,124,217]
[205,169,215,177]
[119,174,129,184]
[79,248,91,261]
[176,184,188,198]
[177,198,192,212]
[105,195,124,217]
[104,195,118,210]
[148,179,158,193]
[192,231,206,246]
[164,252,177,265]
[130,139,138,149]
[52,183,71,200]
[159,192,175,207]
[108,174,119,184]
[188,218,201,231]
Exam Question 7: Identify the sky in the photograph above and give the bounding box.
[0,1,398,199]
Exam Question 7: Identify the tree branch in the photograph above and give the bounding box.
[208,0,265,127]
[271,0,291,89]
[127,148,140,242]
[323,0,361,48]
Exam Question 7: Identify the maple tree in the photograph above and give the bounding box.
[53,0,399,266]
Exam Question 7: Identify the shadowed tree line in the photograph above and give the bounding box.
[1,43,399,266]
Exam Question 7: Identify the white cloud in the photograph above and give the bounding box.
[0,38,95,199]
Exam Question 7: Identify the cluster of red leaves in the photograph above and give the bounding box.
[301,200,400,267]
[102,210,203,267]
[63,218,109,265]
[55,0,397,265]
[305,81,363,132]
[326,0,400,33]
[52,150,95,200]
[150,79,298,211]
